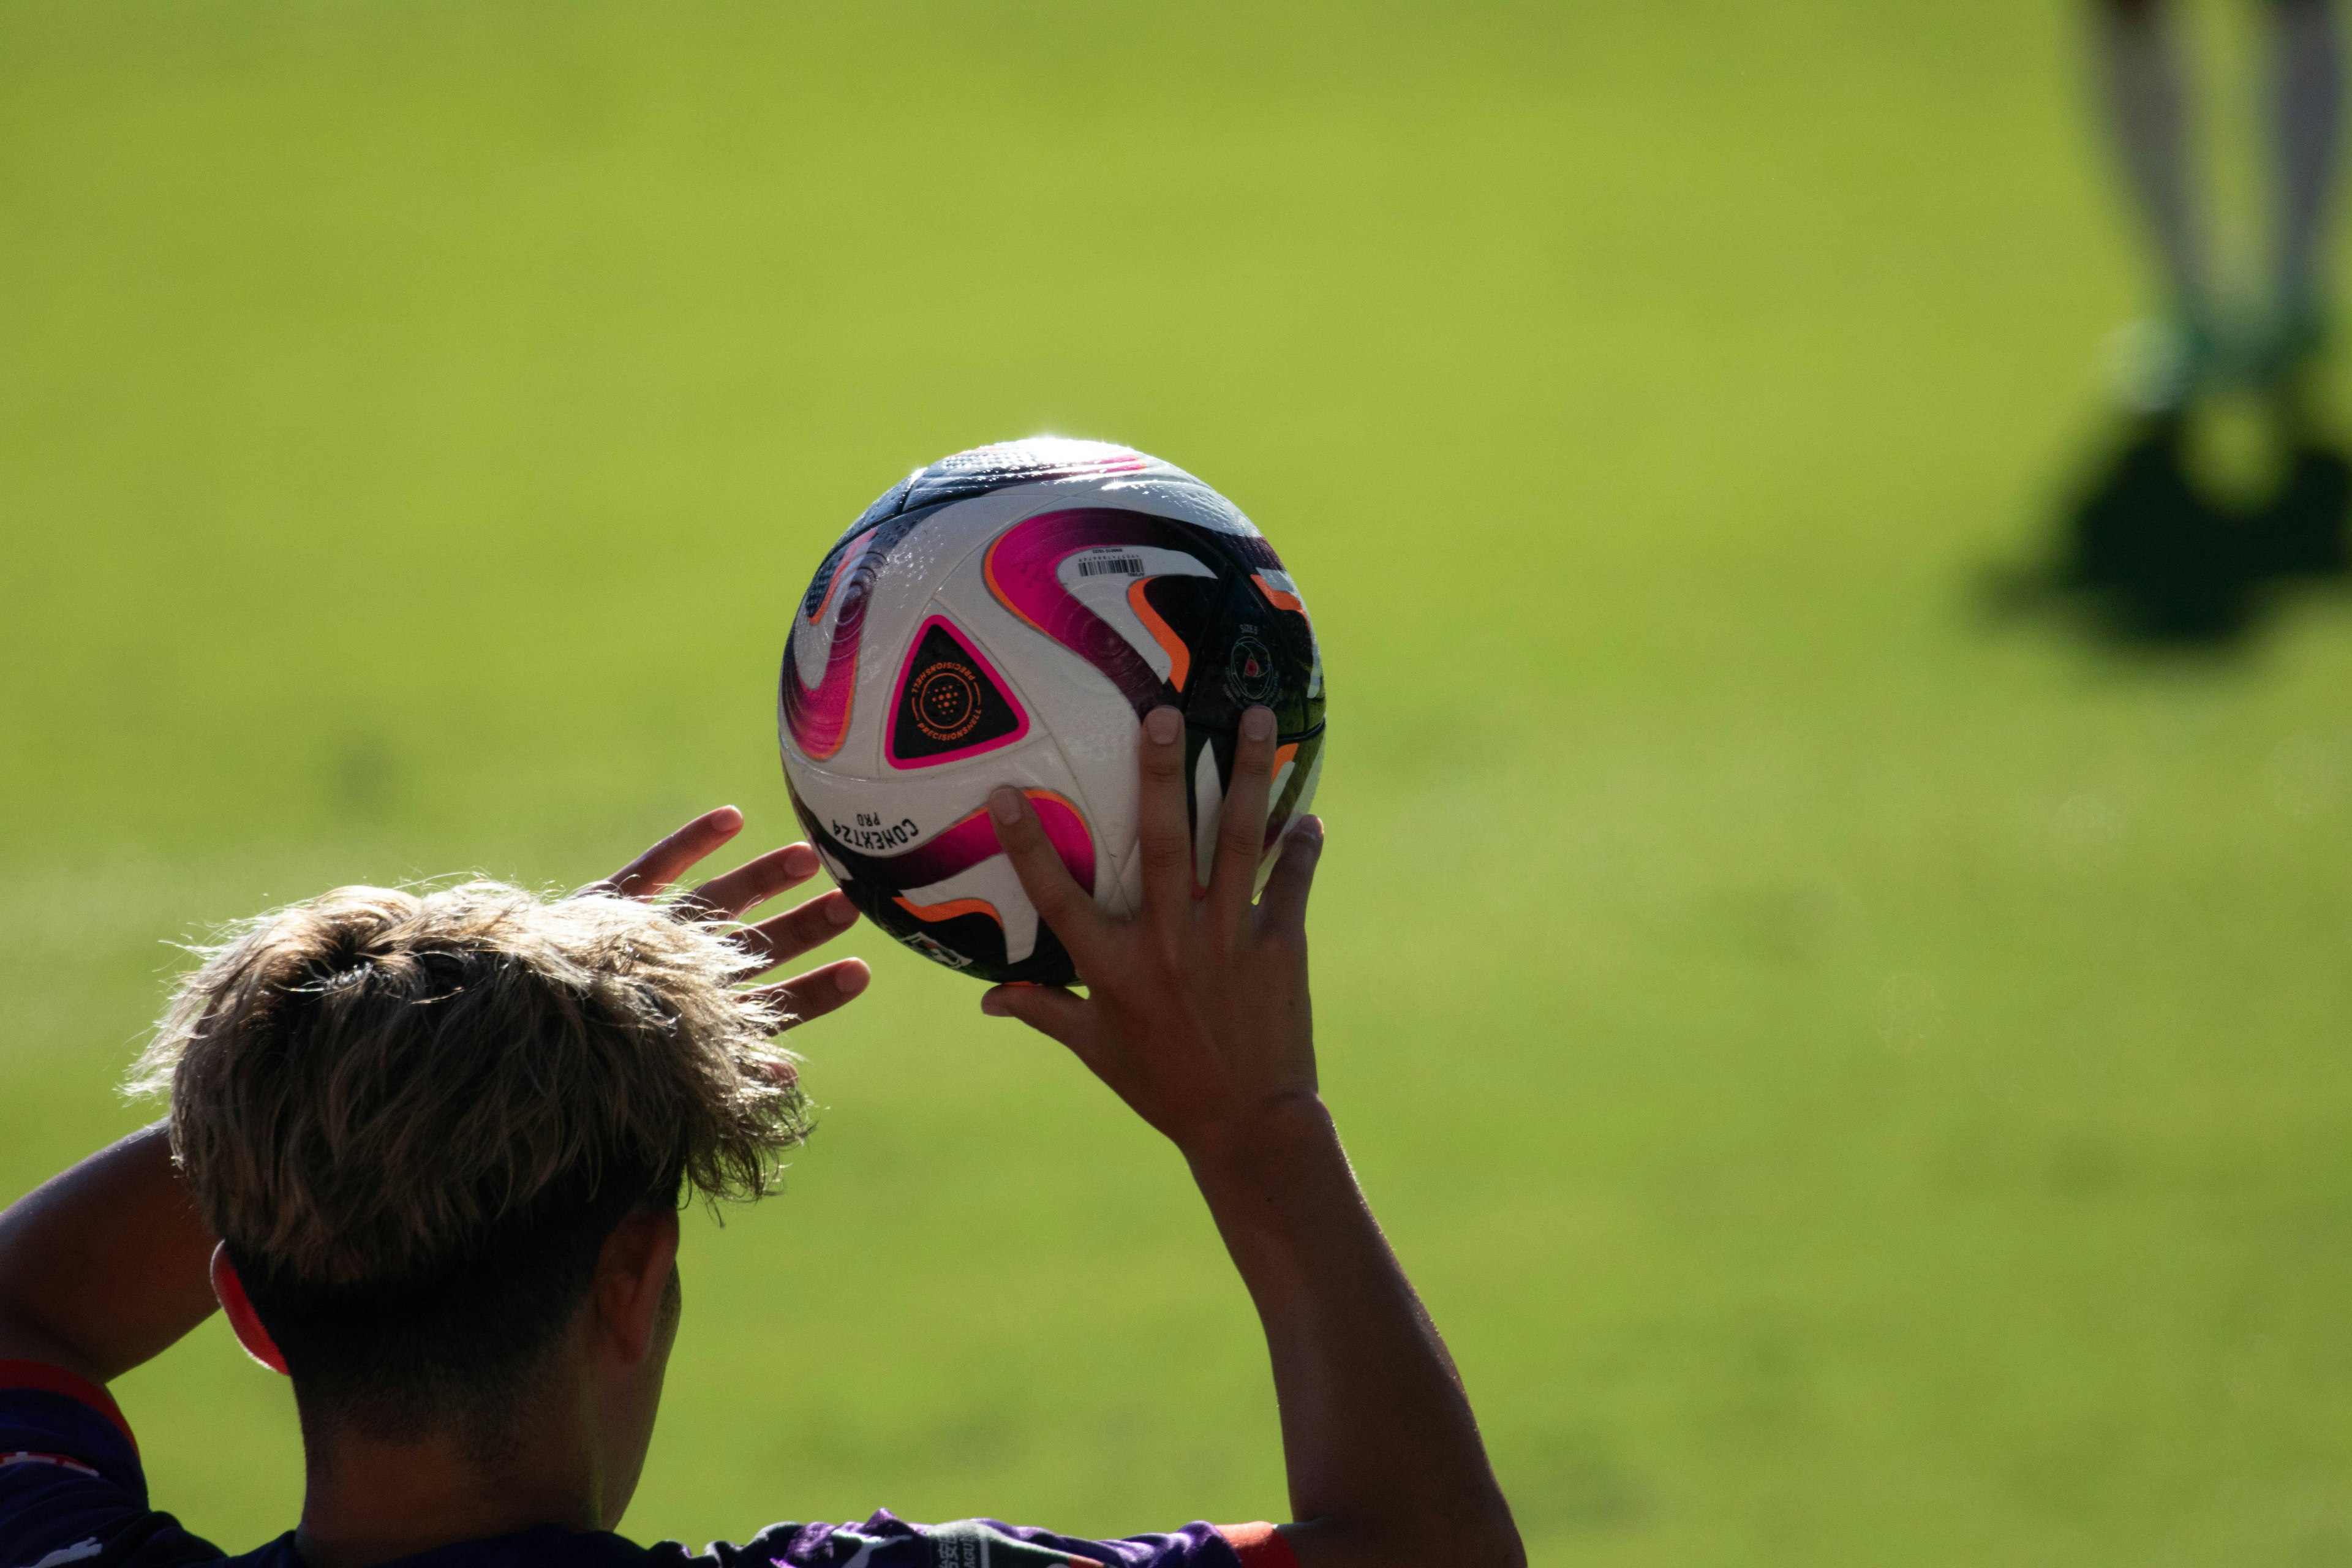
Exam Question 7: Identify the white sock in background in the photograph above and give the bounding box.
[2268,0,2344,322]
[2095,1,2212,321]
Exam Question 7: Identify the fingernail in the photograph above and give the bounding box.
[1243,706,1274,743]
[826,892,858,925]
[980,989,1008,1017]
[712,805,744,831]
[1145,706,1182,745]
[1297,815,1325,850]
[836,961,869,997]
[782,844,821,878]
[989,786,1025,826]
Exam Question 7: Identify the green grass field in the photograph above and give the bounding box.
[10,2,2352,1562]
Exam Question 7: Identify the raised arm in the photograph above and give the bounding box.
[980,705,1524,1568]
[0,807,869,1387]
[0,1123,218,1383]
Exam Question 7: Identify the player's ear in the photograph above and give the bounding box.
[592,1205,682,1366]
[209,1243,290,1376]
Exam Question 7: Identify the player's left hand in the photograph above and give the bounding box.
[593,807,869,1027]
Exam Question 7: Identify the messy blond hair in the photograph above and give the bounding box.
[129,880,810,1444]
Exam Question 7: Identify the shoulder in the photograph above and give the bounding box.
[0,1362,227,1568]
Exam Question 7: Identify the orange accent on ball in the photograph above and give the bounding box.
[1128,577,1192,690]
[1250,573,1306,616]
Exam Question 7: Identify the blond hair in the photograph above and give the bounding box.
[133,880,810,1290]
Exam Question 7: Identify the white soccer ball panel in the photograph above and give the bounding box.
[788,726,1087,864]
[1052,544,1219,688]
[931,539,1147,909]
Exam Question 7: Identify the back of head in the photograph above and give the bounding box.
[134,881,808,1458]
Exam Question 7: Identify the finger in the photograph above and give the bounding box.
[1207,706,1280,931]
[1136,706,1194,921]
[597,807,744,900]
[989,786,1111,963]
[676,843,823,922]
[1256,815,1324,935]
[734,889,860,972]
[979,982,1098,1052]
[744,957,870,1028]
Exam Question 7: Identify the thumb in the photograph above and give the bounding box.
[981,983,1097,1052]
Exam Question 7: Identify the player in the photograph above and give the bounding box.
[2091,0,2342,406]
[0,703,1523,1568]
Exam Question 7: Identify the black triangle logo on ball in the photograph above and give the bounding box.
[886,616,1030,767]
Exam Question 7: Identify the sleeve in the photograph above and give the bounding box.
[699,1509,1298,1568]
[0,1362,224,1568]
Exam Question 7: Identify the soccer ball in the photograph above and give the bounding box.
[776,438,1326,984]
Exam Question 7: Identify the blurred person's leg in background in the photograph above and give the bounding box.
[2090,0,2343,404]
[2261,0,2342,394]
[2000,0,2350,637]
[2093,0,2217,404]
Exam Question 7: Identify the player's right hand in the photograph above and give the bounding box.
[981,703,1324,1166]
[592,807,870,1030]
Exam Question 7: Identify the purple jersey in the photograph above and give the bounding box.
[0,1364,1295,1568]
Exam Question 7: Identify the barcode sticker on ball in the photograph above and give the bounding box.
[1074,555,1145,578]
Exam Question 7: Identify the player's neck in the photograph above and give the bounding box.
[293,1403,606,1568]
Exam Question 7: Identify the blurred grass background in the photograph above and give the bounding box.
[8,2,2352,1563]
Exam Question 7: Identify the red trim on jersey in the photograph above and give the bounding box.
[0,1360,138,1456]
[1215,1523,1298,1568]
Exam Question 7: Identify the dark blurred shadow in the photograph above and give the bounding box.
[1988,413,2351,646]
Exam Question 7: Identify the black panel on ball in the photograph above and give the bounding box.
[889,622,1023,763]
[1181,562,1324,742]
